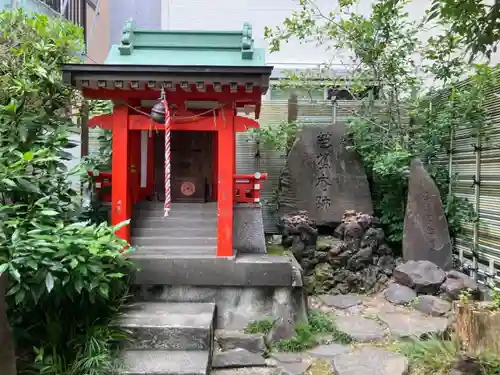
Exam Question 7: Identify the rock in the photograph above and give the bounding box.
[297,210,397,296]
[269,354,312,375]
[215,330,265,353]
[212,348,266,368]
[413,295,452,316]
[211,368,281,375]
[279,124,373,226]
[279,211,318,263]
[332,347,408,375]
[335,316,385,342]
[317,294,362,309]
[307,343,351,359]
[344,222,364,245]
[270,353,304,363]
[441,270,480,300]
[361,227,385,250]
[377,311,449,338]
[394,260,446,294]
[317,236,341,251]
[384,284,416,305]
[403,159,453,270]
[267,289,296,345]
[277,361,311,375]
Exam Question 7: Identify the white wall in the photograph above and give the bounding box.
[161,0,500,75]
[161,0,336,69]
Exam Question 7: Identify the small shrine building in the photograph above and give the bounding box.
[62,21,272,258]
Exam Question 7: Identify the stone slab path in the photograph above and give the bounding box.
[210,291,451,375]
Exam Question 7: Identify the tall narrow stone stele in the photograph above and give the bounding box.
[403,159,453,270]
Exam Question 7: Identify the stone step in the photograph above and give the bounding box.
[118,349,209,375]
[132,227,217,238]
[133,208,217,217]
[131,237,218,247]
[134,202,216,212]
[119,302,215,350]
[130,253,293,286]
[132,218,218,229]
[130,245,217,256]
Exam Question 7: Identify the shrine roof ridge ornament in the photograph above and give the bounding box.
[109,19,259,66]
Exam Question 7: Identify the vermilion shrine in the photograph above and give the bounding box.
[62,22,306,374]
[63,21,272,257]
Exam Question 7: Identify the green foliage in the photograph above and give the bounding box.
[250,119,301,156]
[393,335,500,374]
[265,0,491,247]
[0,10,133,374]
[244,318,275,335]
[84,100,113,172]
[428,0,500,61]
[394,335,461,373]
[276,310,352,352]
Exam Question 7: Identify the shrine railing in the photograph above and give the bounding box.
[234,173,267,204]
[88,170,267,205]
[87,170,112,202]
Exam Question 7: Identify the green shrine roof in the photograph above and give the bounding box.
[104,20,266,67]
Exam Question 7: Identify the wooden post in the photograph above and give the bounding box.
[455,301,500,354]
[80,101,89,158]
[288,94,298,123]
[111,105,131,243]
[216,109,234,257]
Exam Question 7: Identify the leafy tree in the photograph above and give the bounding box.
[428,0,500,61]
[265,0,485,247]
[0,10,133,374]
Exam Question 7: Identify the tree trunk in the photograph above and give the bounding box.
[455,301,500,355]
[0,273,16,375]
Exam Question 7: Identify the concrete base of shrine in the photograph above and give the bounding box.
[233,203,267,254]
[130,254,308,330]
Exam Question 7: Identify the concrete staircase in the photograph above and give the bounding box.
[114,202,219,374]
[118,302,216,375]
[116,201,297,374]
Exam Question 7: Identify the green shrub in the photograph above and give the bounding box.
[276,310,352,352]
[0,10,134,374]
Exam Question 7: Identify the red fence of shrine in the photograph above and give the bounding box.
[88,171,268,205]
[234,173,268,204]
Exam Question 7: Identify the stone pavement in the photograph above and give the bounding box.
[210,292,451,375]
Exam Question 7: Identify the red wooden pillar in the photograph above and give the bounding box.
[217,109,234,257]
[111,105,131,243]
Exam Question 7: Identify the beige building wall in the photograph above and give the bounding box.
[85,0,110,64]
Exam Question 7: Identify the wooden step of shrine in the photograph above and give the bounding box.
[131,237,217,248]
[117,301,214,375]
[131,202,218,255]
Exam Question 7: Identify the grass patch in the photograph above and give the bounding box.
[276,310,352,352]
[244,318,274,335]
[392,335,460,374]
[391,335,500,375]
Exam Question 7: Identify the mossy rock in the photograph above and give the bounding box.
[267,244,287,256]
